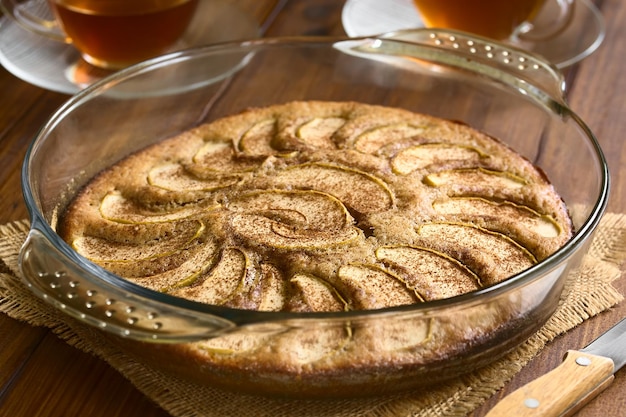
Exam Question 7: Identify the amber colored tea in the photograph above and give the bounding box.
[411,0,546,40]
[49,0,198,69]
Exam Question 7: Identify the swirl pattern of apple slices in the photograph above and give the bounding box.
[61,101,573,318]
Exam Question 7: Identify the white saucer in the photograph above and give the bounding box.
[0,0,260,94]
[341,0,605,69]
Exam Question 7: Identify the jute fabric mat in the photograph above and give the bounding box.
[1,213,625,417]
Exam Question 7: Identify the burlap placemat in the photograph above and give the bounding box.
[1,213,625,417]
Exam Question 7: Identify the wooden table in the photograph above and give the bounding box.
[1,0,624,415]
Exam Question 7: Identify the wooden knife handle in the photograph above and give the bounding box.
[485,350,615,417]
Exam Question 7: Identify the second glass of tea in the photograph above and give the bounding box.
[411,0,574,41]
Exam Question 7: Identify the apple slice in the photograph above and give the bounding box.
[221,261,288,311]
[354,317,432,353]
[336,264,421,310]
[192,139,261,175]
[80,217,200,245]
[255,263,286,312]
[424,167,527,189]
[289,273,349,312]
[85,221,214,278]
[196,329,281,355]
[353,123,428,154]
[376,245,481,300]
[295,117,345,149]
[237,118,277,156]
[433,197,561,238]
[126,239,220,292]
[271,324,352,364]
[99,192,208,224]
[392,143,485,175]
[168,247,251,305]
[192,140,231,162]
[197,334,270,356]
[416,222,536,285]
[72,220,205,262]
[147,163,239,192]
[99,249,190,278]
[274,162,395,214]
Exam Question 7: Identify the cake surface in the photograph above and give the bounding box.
[59,101,573,395]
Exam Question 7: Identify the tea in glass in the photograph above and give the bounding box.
[411,0,547,40]
[49,0,198,68]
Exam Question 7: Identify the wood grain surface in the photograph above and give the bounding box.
[0,0,624,416]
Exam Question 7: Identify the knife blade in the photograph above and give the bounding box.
[485,317,626,417]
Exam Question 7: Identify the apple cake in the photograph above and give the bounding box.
[59,101,573,396]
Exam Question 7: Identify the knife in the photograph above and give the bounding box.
[486,317,626,417]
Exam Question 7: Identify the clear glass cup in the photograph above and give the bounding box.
[0,0,198,69]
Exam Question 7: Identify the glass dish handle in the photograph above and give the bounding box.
[376,28,568,103]
[19,228,236,342]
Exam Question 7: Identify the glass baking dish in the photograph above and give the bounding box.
[19,29,609,398]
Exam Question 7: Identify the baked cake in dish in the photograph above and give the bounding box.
[59,101,573,395]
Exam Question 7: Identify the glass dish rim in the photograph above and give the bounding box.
[20,33,611,326]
